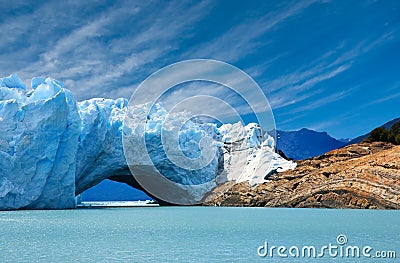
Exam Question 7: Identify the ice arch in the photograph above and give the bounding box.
[0,74,295,209]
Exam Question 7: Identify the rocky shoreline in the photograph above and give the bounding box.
[204,142,400,209]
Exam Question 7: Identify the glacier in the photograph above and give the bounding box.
[0,74,296,209]
[75,98,129,195]
[0,74,80,209]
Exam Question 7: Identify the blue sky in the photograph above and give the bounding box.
[0,0,399,139]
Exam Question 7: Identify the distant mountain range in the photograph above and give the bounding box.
[275,117,400,160]
[275,128,346,160]
[81,179,151,201]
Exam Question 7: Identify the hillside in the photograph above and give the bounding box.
[349,118,400,144]
[204,142,400,209]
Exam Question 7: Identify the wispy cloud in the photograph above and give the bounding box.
[267,64,351,109]
[183,0,320,62]
[261,29,397,112]
[0,1,398,138]
[280,88,356,116]
[71,0,215,100]
[2,1,215,100]
[362,87,400,108]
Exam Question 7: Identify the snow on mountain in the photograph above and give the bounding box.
[0,74,296,209]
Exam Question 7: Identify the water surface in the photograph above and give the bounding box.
[0,207,398,262]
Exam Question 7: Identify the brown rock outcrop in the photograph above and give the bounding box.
[204,142,400,209]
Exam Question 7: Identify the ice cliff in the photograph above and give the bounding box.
[0,74,296,209]
[0,74,80,209]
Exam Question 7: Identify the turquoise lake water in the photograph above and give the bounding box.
[0,207,399,262]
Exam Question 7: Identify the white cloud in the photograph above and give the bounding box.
[1,0,398,124]
[267,64,351,110]
[1,1,216,100]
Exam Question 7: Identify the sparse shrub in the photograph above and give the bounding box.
[388,122,400,144]
[368,127,388,142]
[365,121,400,145]
[395,134,400,145]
